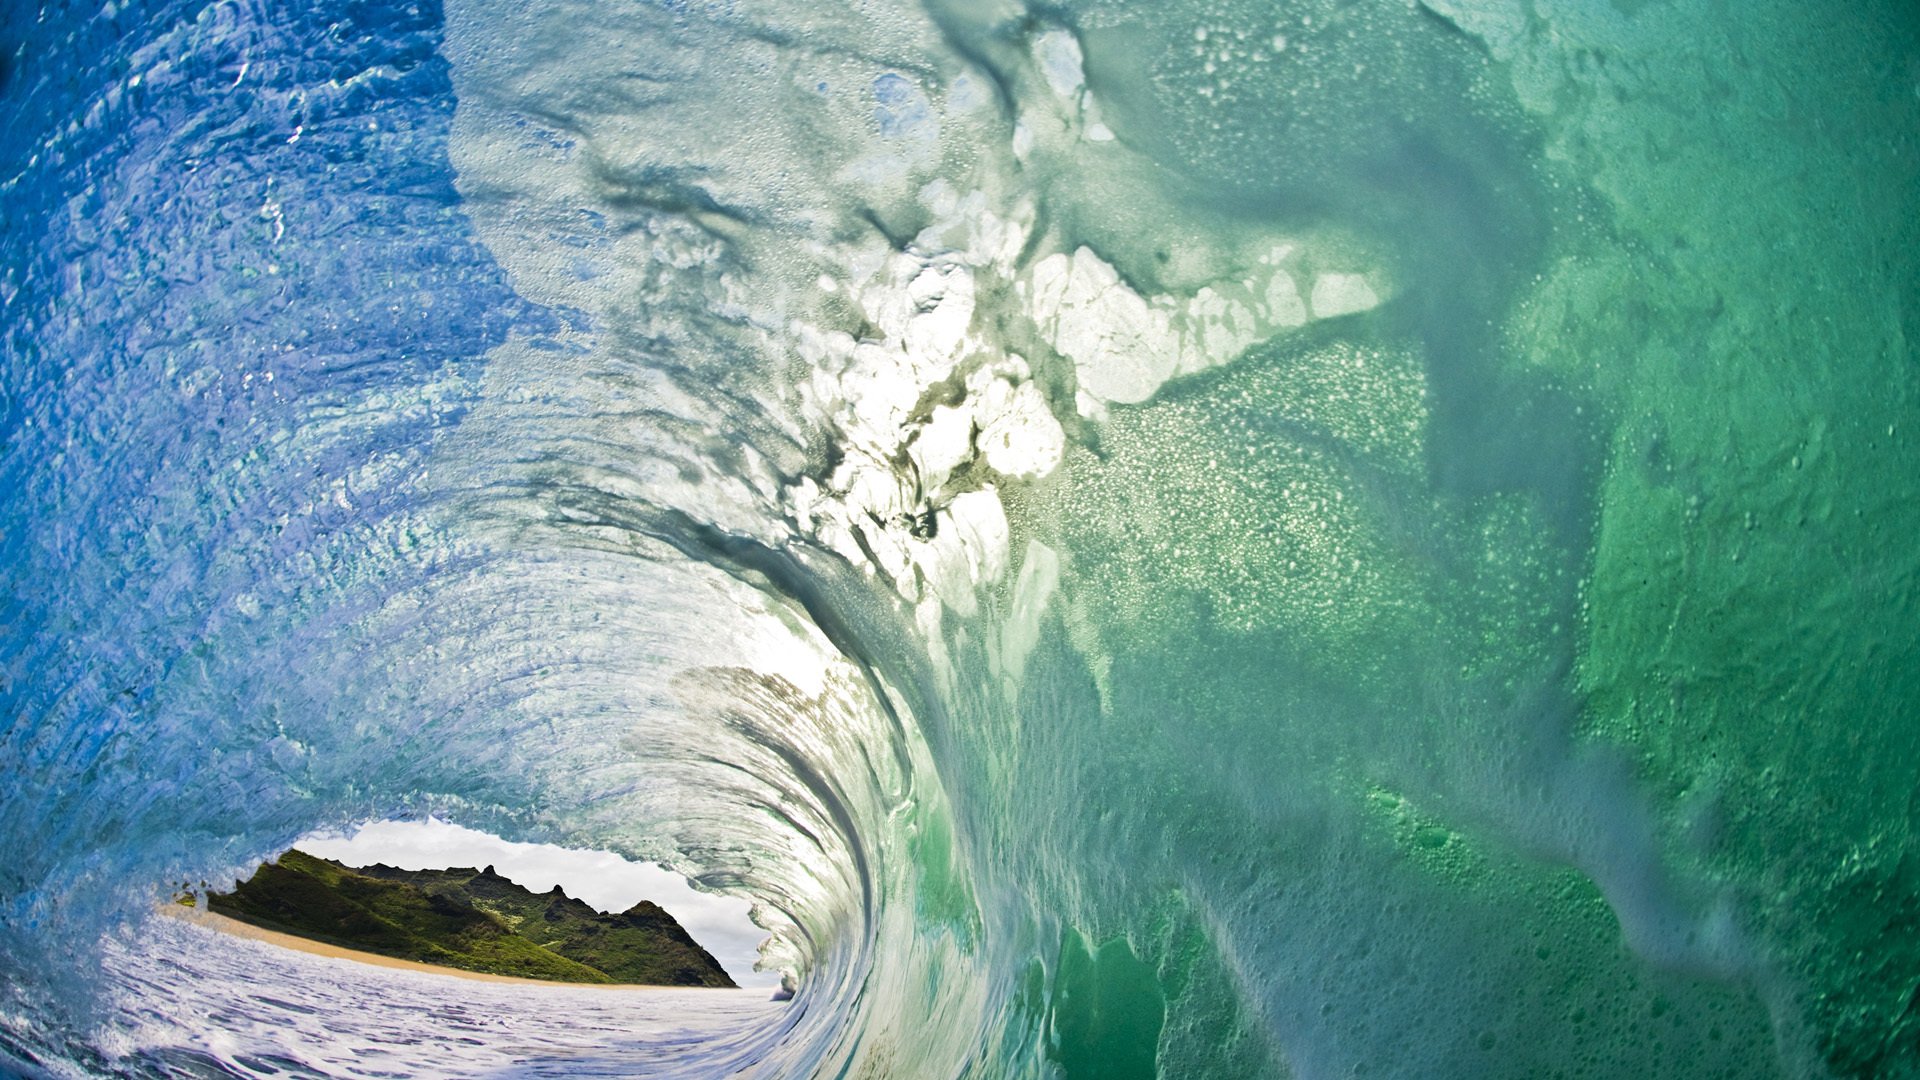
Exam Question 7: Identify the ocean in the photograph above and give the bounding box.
[2,0,1915,1075]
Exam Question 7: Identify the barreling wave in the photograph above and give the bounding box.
[5,0,1918,1076]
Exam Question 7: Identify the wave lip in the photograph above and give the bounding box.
[8,0,1917,1075]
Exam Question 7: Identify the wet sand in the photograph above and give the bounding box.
[161,904,679,988]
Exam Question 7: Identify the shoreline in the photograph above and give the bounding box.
[161,905,733,990]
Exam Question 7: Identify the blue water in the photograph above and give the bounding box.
[4,0,1917,1076]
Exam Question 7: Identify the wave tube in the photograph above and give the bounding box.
[3,0,1917,1076]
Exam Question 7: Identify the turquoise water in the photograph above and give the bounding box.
[2,0,1916,1076]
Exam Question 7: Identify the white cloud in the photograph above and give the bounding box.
[296,819,779,987]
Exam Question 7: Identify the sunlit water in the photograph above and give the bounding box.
[2,0,1915,1076]
[94,917,790,1079]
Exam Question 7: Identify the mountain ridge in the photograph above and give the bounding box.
[204,849,736,987]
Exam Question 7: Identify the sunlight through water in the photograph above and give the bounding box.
[2,0,1916,1076]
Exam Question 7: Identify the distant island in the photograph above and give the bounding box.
[198,849,736,987]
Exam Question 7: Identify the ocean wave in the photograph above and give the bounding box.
[4,0,1916,1076]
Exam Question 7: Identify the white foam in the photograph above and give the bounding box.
[1264,270,1309,326]
[1035,30,1087,99]
[911,488,1010,616]
[1000,539,1061,688]
[1026,246,1377,407]
[912,403,977,490]
[780,192,1068,617]
[1034,250,1178,403]
[1310,272,1381,319]
[975,376,1065,479]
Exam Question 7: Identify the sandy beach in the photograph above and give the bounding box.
[161,904,682,988]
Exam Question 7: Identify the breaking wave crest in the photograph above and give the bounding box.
[3,0,1916,1076]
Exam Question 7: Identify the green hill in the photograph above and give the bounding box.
[204,849,736,987]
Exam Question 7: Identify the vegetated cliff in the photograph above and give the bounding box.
[204,850,736,987]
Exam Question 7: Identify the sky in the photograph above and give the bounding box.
[297,818,779,987]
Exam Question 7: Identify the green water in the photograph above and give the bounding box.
[5,0,1916,1075]
[939,0,1920,1074]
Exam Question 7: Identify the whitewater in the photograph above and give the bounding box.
[2,0,1916,1076]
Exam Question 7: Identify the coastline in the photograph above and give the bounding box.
[160,904,703,989]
